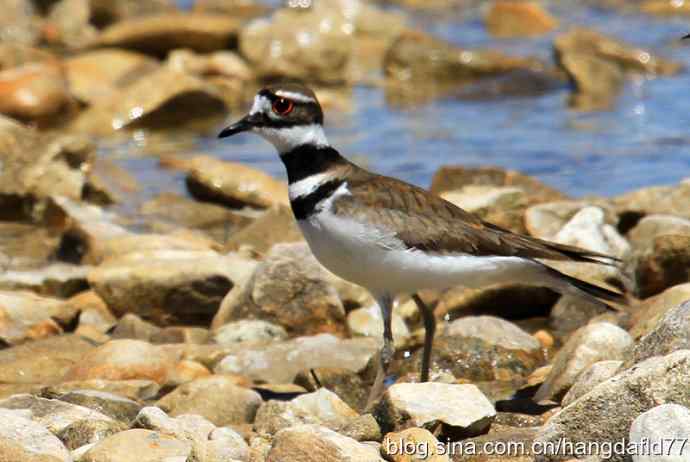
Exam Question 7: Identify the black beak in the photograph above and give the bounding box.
[218,114,255,138]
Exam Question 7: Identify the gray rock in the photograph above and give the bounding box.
[266,424,385,462]
[80,429,192,462]
[43,379,160,402]
[535,350,690,461]
[0,408,70,462]
[0,394,113,434]
[629,404,690,461]
[338,414,381,442]
[291,388,359,430]
[253,400,320,437]
[56,390,142,423]
[57,418,127,450]
[376,383,495,436]
[206,426,250,462]
[214,334,378,384]
[213,319,287,346]
[446,315,541,352]
[629,283,690,340]
[535,322,632,402]
[561,360,622,407]
[634,234,690,298]
[347,303,410,347]
[156,376,262,426]
[625,300,690,367]
[110,313,161,342]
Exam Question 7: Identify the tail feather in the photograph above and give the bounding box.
[544,265,626,309]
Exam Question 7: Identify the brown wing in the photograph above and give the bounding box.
[333,169,619,264]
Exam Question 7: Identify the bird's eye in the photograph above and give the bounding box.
[272,98,294,116]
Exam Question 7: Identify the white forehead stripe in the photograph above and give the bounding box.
[249,95,272,115]
[275,90,316,104]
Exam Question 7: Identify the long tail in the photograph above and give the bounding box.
[543,265,626,309]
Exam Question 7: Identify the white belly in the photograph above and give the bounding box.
[297,210,540,296]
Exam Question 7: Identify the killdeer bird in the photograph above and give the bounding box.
[219,83,624,408]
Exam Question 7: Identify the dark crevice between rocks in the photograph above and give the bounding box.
[54,230,88,264]
[163,276,233,326]
[618,210,646,235]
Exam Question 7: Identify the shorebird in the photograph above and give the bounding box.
[218,83,624,409]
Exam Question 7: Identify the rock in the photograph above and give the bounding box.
[0,0,40,46]
[55,390,142,423]
[0,291,69,345]
[156,375,262,426]
[94,13,242,57]
[64,340,177,385]
[0,222,61,270]
[382,427,449,462]
[404,316,543,383]
[613,179,690,221]
[291,388,359,430]
[629,283,690,339]
[141,192,252,243]
[69,68,226,135]
[535,322,632,402]
[212,243,346,336]
[485,2,558,38]
[441,186,528,234]
[266,424,385,462]
[377,383,495,437]
[43,380,160,402]
[240,6,353,84]
[166,48,253,80]
[430,165,566,205]
[641,0,690,15]
[253,400,320,436]
[0,437,66,462]
[88,0,176,27]
[634,234,690,298]
[629,404,690,460]
[294,367,370,413]
[80,429,192,462]
[64,48,159,106]
[57,419,127,450]
[339,414,381,442]
[0,335,95,388]
[0,408,70,462]
[625,300,690,367]
[213,319,288,345]
[458,428,537,461]
[0,43,56,71]
[347,303,410,348]
[193,0,269,18]
[0,394,113,434]
[111,314,161,341]
[561,360,622,407]
[384,29,544,85]
[215,334,378,384]
[224,204,304,254]
[535,350,690,461]
[525,201,618,241]
[207,426,251,462]
[554,27,682,76]
[0,62,73,122]
[88,250,253,325]
[629,214,690,256]
[44,0,97,49]
[560,52,624,110]
[186,156,288,209]
[167,359,212,387]
[0,264,91,299]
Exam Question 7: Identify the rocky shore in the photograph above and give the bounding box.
[2,0,690,461]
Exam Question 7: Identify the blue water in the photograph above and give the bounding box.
[117,2,690,208]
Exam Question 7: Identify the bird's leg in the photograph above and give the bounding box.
[412,293,436,383]
[365,293,395,412]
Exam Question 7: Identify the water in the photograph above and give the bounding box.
[114,2,690,210]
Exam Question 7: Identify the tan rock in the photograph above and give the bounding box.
[613,178,690,219]
[441,185,528,233]
[628,214,690,251]
[629,283,690,339]
[64,339,177,385]
[382,427,449,461]
[43,379,160,402]
[0,0,40,46]
[0,62,72,121]
[224,204,304,254]
[0,409,70,462]
[640,0,690,15]
[80,429,192,462]
[485,2,558,38]
[0,291,68,345]
[634,234,690,298]
[186,155,288,209]
[347,303,410,348]
[560,52,624,110]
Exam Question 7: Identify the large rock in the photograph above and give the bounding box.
[629,403,690,461]
[376,383,495,437]
[627,214,690,251]
[186,155,288,209]
[0,394,113,434]
[525,200,618,241]
[625,300,690,367]
[223,204,304,254]
[43,0,97,49]
[559,52,624,110]
[0,291,69,345]
[633,234,690,298]
[266,424,385,462]
[57,418,126,451]
[0,62,73,122]
[94,13,242,56]
[88,250,254,325]
[382,427,449,462]
[535,322,632,402]
[156,375,262,426]
[0,408,70,462]
[55,390,142,423]
[0,0,40,46]
[212,243,346,336]
[213,319,288,345]
[240,5,353,84]
[79,429,192,462]
[613,178,690,221]
[404,316,543,383]
[535,350,690,461]
[561,360,622,407]
[628,283,690,339]
[69,68,226,135]
[42,379,160,402]
[485,1,558,38]
[64,339,177,385]
[291,388,359,431]
[440,186,528,234]
[215,334,378,383]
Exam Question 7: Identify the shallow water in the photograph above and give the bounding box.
[112,2,690,216]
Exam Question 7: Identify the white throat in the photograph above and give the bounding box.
[257,124,329,154]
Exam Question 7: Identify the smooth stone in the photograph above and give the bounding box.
[156,376,262,426]
[291,388,359,430]
[0,408,70,462]
[213,319,288,346]
[561,360,622,407]
[382,427,449,462]
[0,62,72,121]
[376,383,495,436]
[634,234,690,298]
[485,1,558,38]
[535,322,632,402]
[79,429,192,462]
[613,179,690,221]
[629,404,690,461]
[629,283,690,339]
[214,334,378,384]
[628,214,690,251]
[253,400,320,436]
[266,424,385,462]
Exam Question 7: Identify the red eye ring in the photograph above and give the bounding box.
[272,98,294,116]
